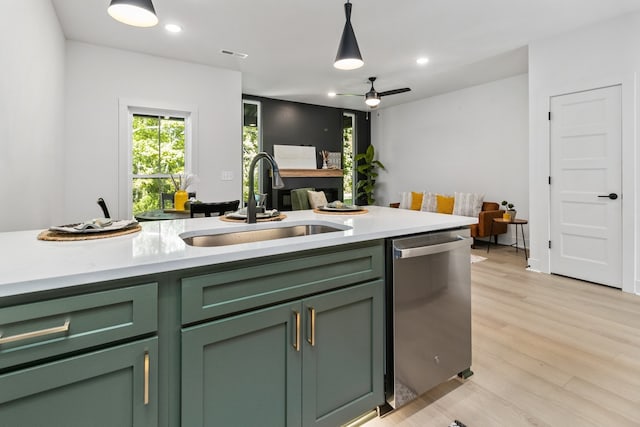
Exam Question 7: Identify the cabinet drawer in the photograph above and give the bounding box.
[0,283,157,370]
[181,241,383,324]
[0,337,158,427]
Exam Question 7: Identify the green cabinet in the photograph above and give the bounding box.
[0,283,159,427]
[0,337,158,427]
[0,240,385,427]
[182,301,302,426]
[181,280,384,427]
[302,280,384,427]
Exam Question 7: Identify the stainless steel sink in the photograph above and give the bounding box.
[181,223,349,247]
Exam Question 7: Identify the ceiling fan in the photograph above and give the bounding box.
[336,77,411,108]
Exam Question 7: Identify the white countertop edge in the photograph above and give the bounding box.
[0,207,477,298]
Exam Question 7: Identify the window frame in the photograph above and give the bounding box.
[118,99,198,219]
[242,99,262,203]
[343,112,356,203]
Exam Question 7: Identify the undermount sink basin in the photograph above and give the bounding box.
[181,222,350,247]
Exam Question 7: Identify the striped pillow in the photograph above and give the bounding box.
[399,191,426,209]
[452,192,484,217]
[420,192,437,212]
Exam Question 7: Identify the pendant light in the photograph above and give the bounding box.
[108,0,159,28]
[334,1,364,70]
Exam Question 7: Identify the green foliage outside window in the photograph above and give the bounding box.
[132,115,185,215]
[242,125,259,204]
[343,123,354,204]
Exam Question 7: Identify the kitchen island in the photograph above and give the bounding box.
[0,206,475,427]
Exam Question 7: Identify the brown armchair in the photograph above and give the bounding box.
[470,202,507,246]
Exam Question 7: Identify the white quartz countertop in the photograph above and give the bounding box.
[0,206,476,298]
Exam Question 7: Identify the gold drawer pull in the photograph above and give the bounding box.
[144,351,150,405]
[0,319,70,345]
[307,307,316,347]
[293,311,301,352]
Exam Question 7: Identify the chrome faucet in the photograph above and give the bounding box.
[247,152,285,223]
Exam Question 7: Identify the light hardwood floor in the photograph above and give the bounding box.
[365,244,640,426]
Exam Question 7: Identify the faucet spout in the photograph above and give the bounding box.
[247,152,285,223]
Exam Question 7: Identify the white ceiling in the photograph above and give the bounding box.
[51,0,640,111]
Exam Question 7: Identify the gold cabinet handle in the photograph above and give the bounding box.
[144,351,150,405]
[0,319,70,345]
[293,311,301,352]
[307,307,316,347]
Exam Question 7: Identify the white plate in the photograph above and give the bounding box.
[49,219,138,234]
[318,205,363,212]
[225,210,280,220]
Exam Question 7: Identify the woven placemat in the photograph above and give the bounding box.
[219,214,287,223]
[37,224,142,241]
[313,208,368,215]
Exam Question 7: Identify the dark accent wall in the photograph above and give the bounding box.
[243,95,371,209]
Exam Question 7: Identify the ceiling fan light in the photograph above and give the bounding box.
[334,2,363,70]
[108,0,158,27]
[365,92,380,107]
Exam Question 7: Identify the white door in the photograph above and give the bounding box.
[549,85,622,288]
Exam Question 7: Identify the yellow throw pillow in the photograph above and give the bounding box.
[436,194,455,214]
[410,192,424,210]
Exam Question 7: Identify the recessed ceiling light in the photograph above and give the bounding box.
[416,57,429,65]
[164,23,182,33]
[328,92,337,97]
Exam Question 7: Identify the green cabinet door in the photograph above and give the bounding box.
[181,301,303,427]
[181,280,384,427]
[302,280,385,427]
[0,337,158,427]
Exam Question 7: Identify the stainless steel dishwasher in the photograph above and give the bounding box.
[383,228,473,411]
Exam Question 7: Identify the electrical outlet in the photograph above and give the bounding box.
[221,171,233,181]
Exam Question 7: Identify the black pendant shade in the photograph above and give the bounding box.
[334,1,364,70]
[108,0,158,27]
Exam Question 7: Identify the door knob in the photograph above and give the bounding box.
[597,193,618,200]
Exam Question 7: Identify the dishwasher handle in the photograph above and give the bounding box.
[393,236,472,259]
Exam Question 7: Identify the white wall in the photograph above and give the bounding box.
[64,42,242,222]
[372,74,529,245]
[529,12,640,294]
[0,1,65,232]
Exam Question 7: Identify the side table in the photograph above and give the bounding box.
[487,218,528,263]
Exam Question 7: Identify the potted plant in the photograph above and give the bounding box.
[501,200,516,221]
[355,145,386,205]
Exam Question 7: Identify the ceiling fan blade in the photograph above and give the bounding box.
[379,88,411,97]
[335,93,362,97]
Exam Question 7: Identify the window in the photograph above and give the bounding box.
[131,114,186,215]
[343,113,355,204]
[242,100,261,203]
[118,100,196,218]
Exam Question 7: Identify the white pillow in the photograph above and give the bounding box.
[420,192,437,212]
[307,190,328,209]
[399,192,411,209]
[452,192,484,217]
[400,191,428,210]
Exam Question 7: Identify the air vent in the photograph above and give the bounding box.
[220,49,248,59]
